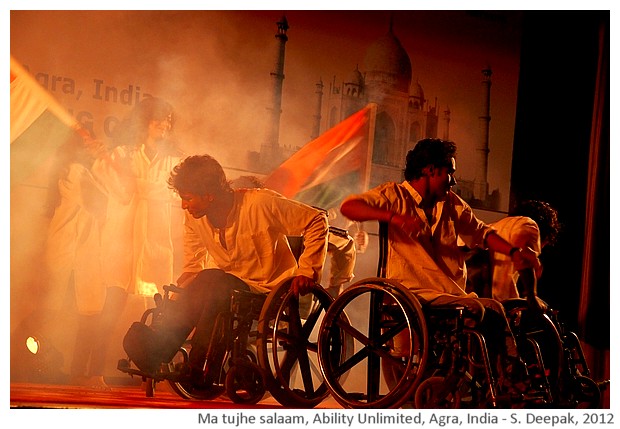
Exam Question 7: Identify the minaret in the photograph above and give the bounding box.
[260,15,289,171]
[310,78,324,140]
[442,105,451,140]
[473,66,492,201]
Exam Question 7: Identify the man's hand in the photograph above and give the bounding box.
[518,267,546,316]
[527,295,547,315]
[512,246,541,272]
[354,230,369,253]
[291,275,316,296]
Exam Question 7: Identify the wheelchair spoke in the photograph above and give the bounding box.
[255,281,333,408]
[301,302,326,336]
[334,313,373,347]
[334,345,371,376]
[318,279,429,409]
[297,343,317,394]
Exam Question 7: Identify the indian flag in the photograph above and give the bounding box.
[10,55,84,186]
[264,103,377,210]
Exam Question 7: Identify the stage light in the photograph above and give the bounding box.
[20,334,66,384]
[26,336,40,355]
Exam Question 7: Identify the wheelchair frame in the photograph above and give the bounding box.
[118,278,345,407]
[317,221,577,409]
[504,300,603,408]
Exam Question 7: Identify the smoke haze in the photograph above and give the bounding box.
[9,9,522,379]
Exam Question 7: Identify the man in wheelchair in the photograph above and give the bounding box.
[466,199,605,407]
[123,154,329,391]
[340,138,540,397]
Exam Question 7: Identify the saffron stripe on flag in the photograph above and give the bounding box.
[264,103,376,206]
[10,55,82,186]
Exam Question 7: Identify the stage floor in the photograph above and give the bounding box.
[9,379,343,409]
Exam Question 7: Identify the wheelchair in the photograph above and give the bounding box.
[117,276,349,407]
[503,299,604,408]
[317,222,555,409]
[465,247,606,408]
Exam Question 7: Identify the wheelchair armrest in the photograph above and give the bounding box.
[163,284,185,294]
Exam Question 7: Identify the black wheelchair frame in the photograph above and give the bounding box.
[317,221,602,409]
[118,278,345,407]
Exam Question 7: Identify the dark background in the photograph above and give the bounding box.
[510,10,609,350]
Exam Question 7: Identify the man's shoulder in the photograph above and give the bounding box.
[236,187,289,210]
[369,181,406,196]
[446,190,473,211]
[236,187,281,201]
[493,215,538,229]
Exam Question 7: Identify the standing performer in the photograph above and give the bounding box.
[93,97,183,381]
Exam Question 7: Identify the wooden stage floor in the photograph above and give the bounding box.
[9,379,342,409]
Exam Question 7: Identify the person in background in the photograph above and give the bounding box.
[489,200,561,306]
[43,134,108,388]
[339,138,541,394]
[92,97,183,381]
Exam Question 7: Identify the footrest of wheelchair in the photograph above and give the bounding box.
[493,391,549,407]
[117,358,157,379]
[522,392,551,404]
[117,358,189,382]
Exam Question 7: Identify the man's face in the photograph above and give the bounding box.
[178,191,211,219]
[148,114,172,141]
[429,157,457,199]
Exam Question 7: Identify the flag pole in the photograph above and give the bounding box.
[354,103,377,253]
[361,103,377,193]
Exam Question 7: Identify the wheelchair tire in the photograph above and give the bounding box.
[318,278,429,409]
[225,360,266,405]
[167,346,225,401]
[256,280,339,408]
[505,304,564,404]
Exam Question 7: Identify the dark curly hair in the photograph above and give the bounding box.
[404,138,457,181]
[511,200,561,247]
[168,154,232,197]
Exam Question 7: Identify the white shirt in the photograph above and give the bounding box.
[342,181,494,302]
[490,216,541,301]
[183,188,329,293]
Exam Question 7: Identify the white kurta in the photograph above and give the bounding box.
[182,188,329,294]
[45,163,107,315]
[489,216,542,301]
[94,144,180,294]
[341,181,494,302]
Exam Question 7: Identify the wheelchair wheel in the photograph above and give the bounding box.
[167,345,225,401]
[256,280,340,408]
[225,360,266,405]
[318,278,428,409]
[505,303,564,404]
